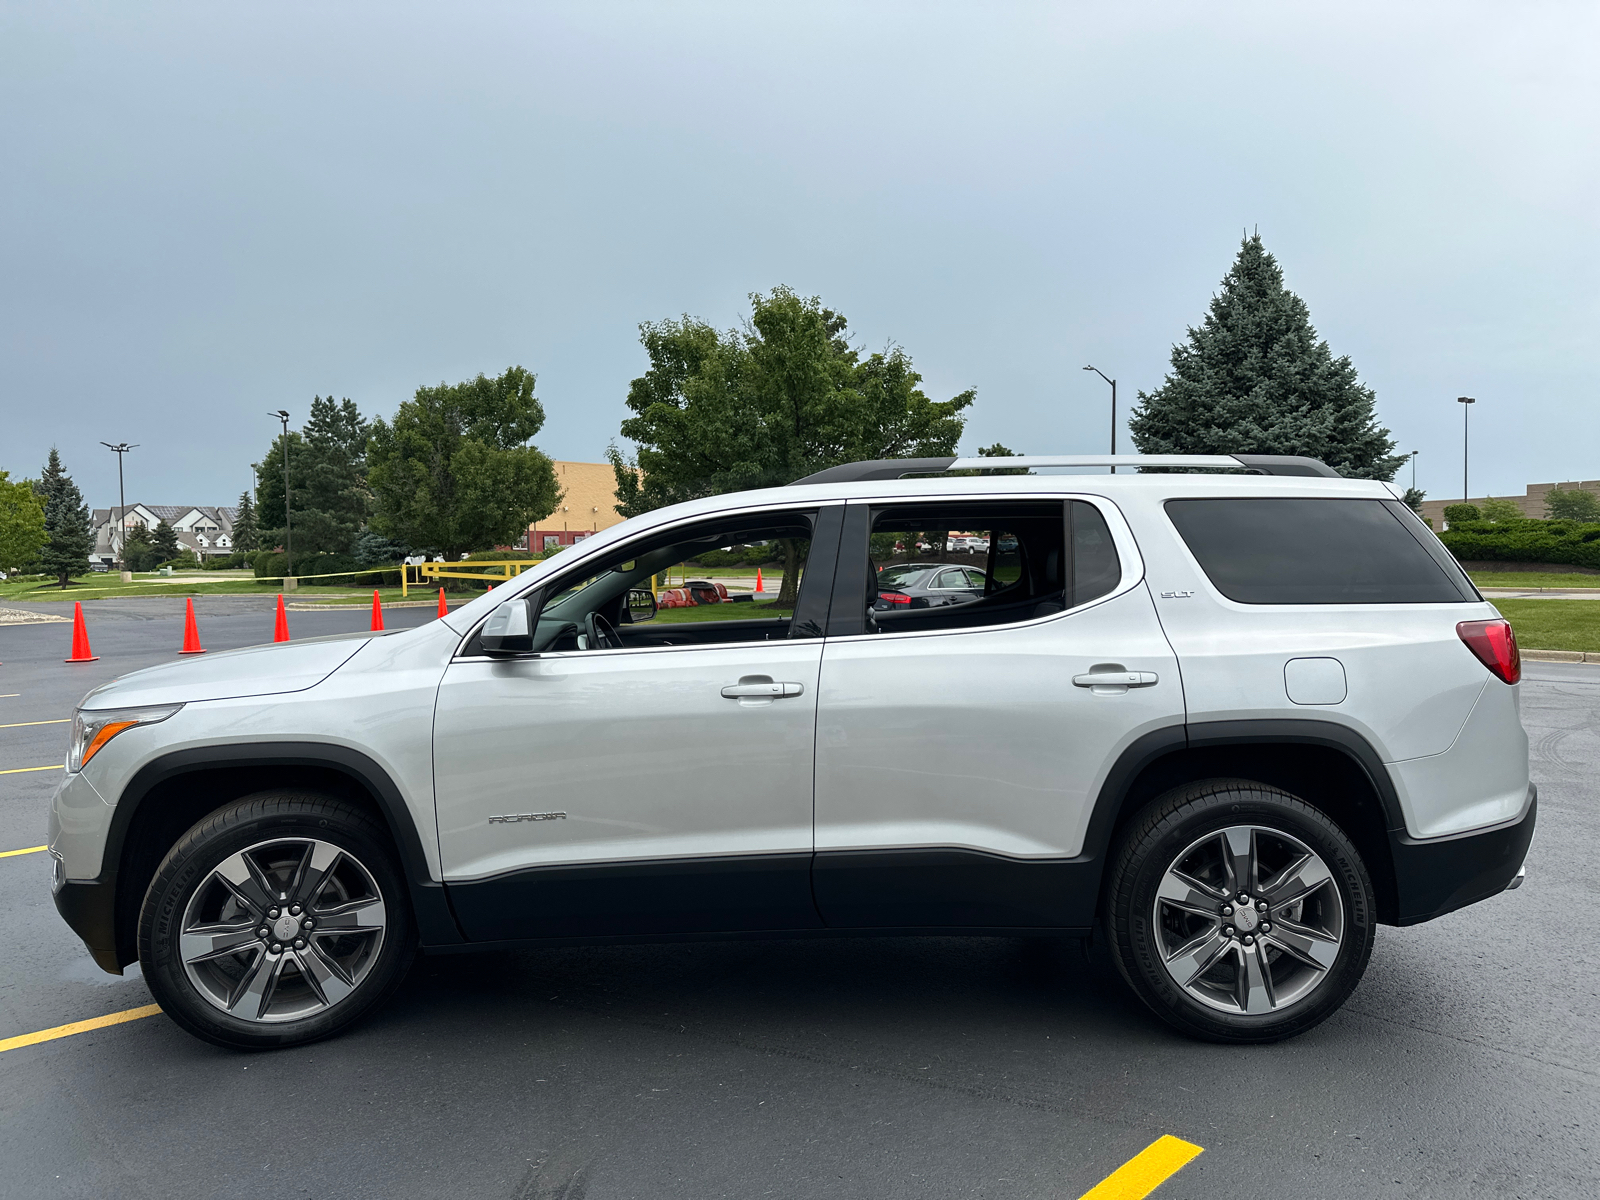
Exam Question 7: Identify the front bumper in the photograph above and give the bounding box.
[1389,784,1536,926]
[54,879,123,973]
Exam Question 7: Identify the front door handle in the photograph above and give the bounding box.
[1072,670,1158,693]
[721,680,805,699]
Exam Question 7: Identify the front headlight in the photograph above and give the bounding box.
[67,704,183,773]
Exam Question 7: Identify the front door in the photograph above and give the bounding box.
[434,505,839,941]
[811,496,1183,929]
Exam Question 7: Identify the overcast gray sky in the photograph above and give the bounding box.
[3,2,1596,509]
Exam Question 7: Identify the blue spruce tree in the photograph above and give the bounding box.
[1129,235,1406,480]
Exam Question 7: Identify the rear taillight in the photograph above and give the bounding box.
[879,592,910,606]
[1457,619,1521,685]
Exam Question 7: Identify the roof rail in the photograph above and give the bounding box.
[790,453,1342,485]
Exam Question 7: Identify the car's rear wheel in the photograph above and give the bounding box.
[1104,778,1376,1043]
[138,791,415,1050]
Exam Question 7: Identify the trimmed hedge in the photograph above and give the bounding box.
[1439,518,1600,571]
[252,551,400,587]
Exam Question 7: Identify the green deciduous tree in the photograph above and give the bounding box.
[609,287,974,604]
[368,366,562,559]
[1129,235,1406,480]
[35,448,94,587]
[1478,497,1525,524]
[231,492,259,552]
[0,470,48,574]
[1544,487,1600,522]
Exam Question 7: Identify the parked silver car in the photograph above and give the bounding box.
[51,453,1532,1048]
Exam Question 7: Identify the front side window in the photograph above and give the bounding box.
[848,499,1121,634]
[531,511,822,651]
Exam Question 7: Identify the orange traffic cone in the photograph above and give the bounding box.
[370,590,385,632]
[437,588,448,618]
[274,594,290,642]
[65,602,98,663]
[179,597,206,654]
[755,568,764,594]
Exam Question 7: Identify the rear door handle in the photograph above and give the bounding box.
[1073,670,1158,691]
[721,681,805,699]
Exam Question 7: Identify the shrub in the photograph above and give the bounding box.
[464,549,540,561]
[1478,498,1525,524]
[1439,517,1600,571]
[1442,503,1480,524]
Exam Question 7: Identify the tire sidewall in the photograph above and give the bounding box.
[1112,783,1375,1043]
[139,796,414,1051]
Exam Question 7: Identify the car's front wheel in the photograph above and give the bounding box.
[138,791,415,1050]
[1104,778,1376,1043]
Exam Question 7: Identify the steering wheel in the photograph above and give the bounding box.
[584,611,620,650]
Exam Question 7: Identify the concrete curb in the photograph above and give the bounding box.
[1521,649,1600,663]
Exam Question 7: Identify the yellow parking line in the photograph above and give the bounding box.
[0,845,48,858]
[1078,1136,1204,1199]
[0,764,64,775]
[0,720,69,729]
[0,1004,163,1054]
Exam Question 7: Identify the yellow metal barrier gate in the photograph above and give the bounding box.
[401,560,541,597]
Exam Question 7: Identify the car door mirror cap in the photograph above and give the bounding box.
[479,592,542,656]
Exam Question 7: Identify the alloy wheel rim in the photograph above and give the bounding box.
[179,836,387,1023]
[1152,824,1344,1015]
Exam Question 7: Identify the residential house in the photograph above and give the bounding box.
[92,504,240,566]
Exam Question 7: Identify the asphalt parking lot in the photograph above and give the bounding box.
[0,597,1595,1199]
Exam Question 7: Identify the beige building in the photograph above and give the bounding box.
[1419,480,1600,529]
[526,460,628,550]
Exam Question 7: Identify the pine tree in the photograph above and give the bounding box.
[231,492,259,552]
[35,447,94,587]
[1128,235,1406,480]
[152,518,181,561]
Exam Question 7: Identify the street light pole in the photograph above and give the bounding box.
[1457,397,1475,503]
[99,442,138,570]
[1410,450,1419,492]
[1083,365,1117,473]
[270,410,292,578]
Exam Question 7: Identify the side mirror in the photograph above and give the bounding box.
[479,596,536,655]
[626,587,658,624]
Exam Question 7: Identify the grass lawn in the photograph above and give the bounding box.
[1468,571,1600,590]
[0,576,447,605]
[1493,599,1600,653]
[652,600,793,624]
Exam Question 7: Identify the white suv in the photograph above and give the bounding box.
[49,454,1533,1049]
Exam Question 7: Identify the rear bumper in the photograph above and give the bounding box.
[1388,784,1536,926]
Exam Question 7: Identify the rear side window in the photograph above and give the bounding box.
[1165,498,1477,604]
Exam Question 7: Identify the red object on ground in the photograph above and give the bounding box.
[65,602,98,662]
[370,590,385,632]
[755,568,764,593]
[274,595,290,642]
[179,597,206,654]
[437,588,448,619]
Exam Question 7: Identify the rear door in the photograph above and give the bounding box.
[810,496,1184,929]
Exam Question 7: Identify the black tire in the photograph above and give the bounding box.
[138,791,416,1050]
[1104,778,1376,1043]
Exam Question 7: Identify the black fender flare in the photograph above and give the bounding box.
[1078,718,1406,920]
[102,743,464,960]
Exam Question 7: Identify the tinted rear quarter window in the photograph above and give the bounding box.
[1165,498,1477,604]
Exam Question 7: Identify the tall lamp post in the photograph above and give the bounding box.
[99,442,138,571]
[1457,396,1475,503]
[270,410,292,578]
[1082,365,1117,473]
[1409,450,1419,492]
